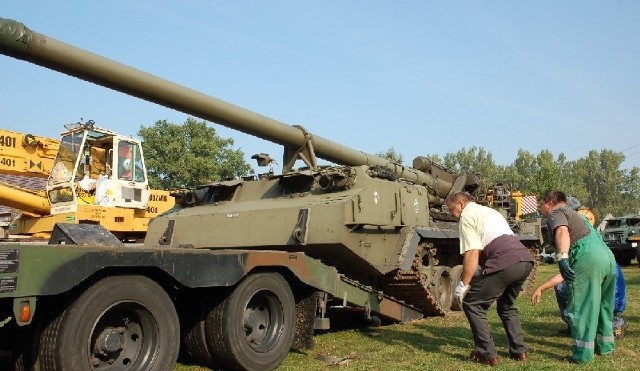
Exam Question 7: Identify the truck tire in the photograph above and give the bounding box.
[205,272,295,371]
[38,275,179,371]
[449,265,463,311]
[12,322,44,371]
[614,251,632,267]
[181,290,222,368]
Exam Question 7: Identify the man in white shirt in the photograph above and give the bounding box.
[447,191,534,366]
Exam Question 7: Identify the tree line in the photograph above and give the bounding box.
[378,146,640,222]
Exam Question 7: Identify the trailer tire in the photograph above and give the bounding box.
[12,322,44,371]
[615,252,632,267]
[181,290,223,368]
[449,265,464,311]
[38,275,179,371]
[205,272,295,371]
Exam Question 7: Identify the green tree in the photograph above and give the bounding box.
[375,147,404,164]
[572,149,628,218]
[503,148,640,221]
[503,149,535,189]
[441,146,499,183]
[415,144,640,220]
[502,149,569,195]
[529,150,563,194]
[621,167,640,214]
[138,118,252,189]
[426,154,443,165]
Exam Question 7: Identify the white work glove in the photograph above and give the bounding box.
[453,281,470,307]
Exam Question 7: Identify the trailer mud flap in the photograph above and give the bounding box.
[48,223,124,246]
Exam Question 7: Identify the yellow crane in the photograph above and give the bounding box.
[0,121,174,240]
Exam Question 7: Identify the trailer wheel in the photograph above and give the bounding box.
[449,265,464,311]
[181,290,222,368]
[205,272,295,371]
[11,320,44,371]
[39,275,179,371]
[615,252,632,267]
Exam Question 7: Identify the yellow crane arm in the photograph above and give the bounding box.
[0,129,60,178]
[0,182,50,216]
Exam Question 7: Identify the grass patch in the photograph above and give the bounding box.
[176,263,639,370]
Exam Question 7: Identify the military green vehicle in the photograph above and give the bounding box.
[0,17,542,371]
[601,214,640,266]
[628,235,640,267]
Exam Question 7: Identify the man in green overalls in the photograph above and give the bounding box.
[539,190,616,363]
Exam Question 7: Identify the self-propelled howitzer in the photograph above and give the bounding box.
[0,17,542,371]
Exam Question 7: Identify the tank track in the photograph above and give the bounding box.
[381,242,541,316]
[519,243,540,296]
[381,246,445,316]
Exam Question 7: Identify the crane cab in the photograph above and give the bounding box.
[46,121,150,215]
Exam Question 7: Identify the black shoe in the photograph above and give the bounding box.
[562,356,580,363]
[558,327,571,335]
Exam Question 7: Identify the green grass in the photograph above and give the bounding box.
[176,263,639,370]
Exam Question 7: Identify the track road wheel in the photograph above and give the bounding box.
[430,266,453,312]
[449,265,464,311]
[39,275,179,371]
[205,272,296,371]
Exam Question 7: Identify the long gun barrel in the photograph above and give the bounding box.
[0,17,475,204]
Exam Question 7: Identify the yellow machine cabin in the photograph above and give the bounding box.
[0,121,174,240]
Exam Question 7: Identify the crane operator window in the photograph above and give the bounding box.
[118,141,146,182]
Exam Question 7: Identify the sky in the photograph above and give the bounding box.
[1,1,639,174]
